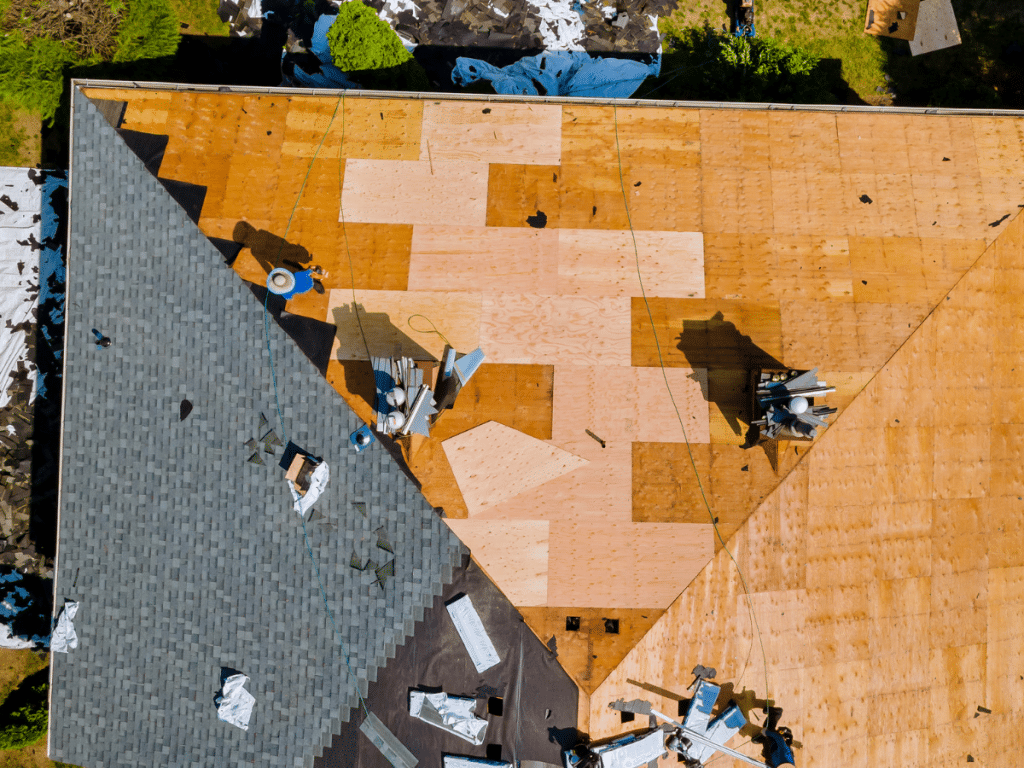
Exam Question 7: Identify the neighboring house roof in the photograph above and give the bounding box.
[49,89,465,768]
[54,80,1024,768]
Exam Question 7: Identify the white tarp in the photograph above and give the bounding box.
[217,673,256,730]
[409,691,488,745]
[528,0,586,50]
[289,460,330,517]
[595,730,667,768]
[0,622,34,649]
[0,169,41,408]
[51,599,79,653]
[446,594,499,673]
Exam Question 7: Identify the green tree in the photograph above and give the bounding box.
[0,668,49,751]
[324,1,412,72]
[638,26,839,104]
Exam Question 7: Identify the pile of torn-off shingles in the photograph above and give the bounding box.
[368,0,674,53]
[49,88,466,768]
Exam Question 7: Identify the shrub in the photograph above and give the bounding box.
[112,0,179,63]
[325,1,412,72]
[638,26,836,104]
[0,669,49,751]
[0,35,79,122]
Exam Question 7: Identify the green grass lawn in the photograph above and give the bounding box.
[660,0,889,104]
[169,0,230,36]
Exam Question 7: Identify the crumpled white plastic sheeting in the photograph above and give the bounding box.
[528,0,586,51]
[378,0,421,29]
[0,169,41,408]
[216,674,256,731]
[290,460,330,517]
[409,691,488,745]
[51,599,79,653]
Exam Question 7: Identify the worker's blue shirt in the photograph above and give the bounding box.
[764,731,795,767]
[282,269,315,299]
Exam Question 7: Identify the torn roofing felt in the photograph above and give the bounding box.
[49,87,466,768]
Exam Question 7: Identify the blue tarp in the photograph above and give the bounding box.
[452,50,660,99]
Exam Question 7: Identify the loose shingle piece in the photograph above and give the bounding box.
[49,88,466,768]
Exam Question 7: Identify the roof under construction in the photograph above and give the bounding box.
[52,80,1024,768]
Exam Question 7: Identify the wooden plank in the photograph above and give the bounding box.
[282,95,422,160]
[518,607,664,695]
[909,172,990,241]
[326,288,481,362]
[699,109,770,169]
[420,101,561,165]
[546,522,714,608]
[550,366,710,454]
[485,164,562,228]
[474,447,632,522]
[843,172,919,238]
[445,522,550,606]
[631,297,783,369]
[340,159,489,226]
[555,229,704,298]
[480,294,632,366]
[407,225,558,294]
[836,113,913,175]
[701,167,774,234]
[771,169,850,235]
[768,112,841,173]
[442,421,588,516]
[429,363,554,442]
[93,88,171,132]
[562,105,701,167]
[849,236,986,305]
[704,233,854,302]
[864,0,920,40]
[970,117,1024,178]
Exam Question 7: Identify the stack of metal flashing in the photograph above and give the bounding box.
[372,356,440,438]
[751,367,837,440]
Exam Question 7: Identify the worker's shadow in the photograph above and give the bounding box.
[677,312,784,447]
[232,221,312,273]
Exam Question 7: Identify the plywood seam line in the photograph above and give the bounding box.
[261,92,371,718]
[611,104,771,702]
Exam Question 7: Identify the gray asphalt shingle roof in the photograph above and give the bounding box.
[49,86,465,768]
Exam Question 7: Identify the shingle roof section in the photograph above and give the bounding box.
[49,87,466,768]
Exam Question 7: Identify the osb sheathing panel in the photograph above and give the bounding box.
[590,214,1024,768]
[519,607,664,695]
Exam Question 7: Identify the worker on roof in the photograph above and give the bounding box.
[753,707,795,768]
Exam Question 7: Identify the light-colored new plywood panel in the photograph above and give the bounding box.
[699,109,771,169]
[701,166,774,234]
[420,101,561,165]
[475,447,632,522]
[480,294,632,365]
[768,112,840,172]
[546,522,714,608]
[555,229,704,298]
[442,421,588,516]
[632,297,784,369]
[836,113,913,175]
[281,96,422,160]
[341,159,488,226]
[704,233,854,302]
[445,521,550,606]
[407,225,558,293]
[550,365,710,455]
[562,105,701,167]
[327,289,481,361]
